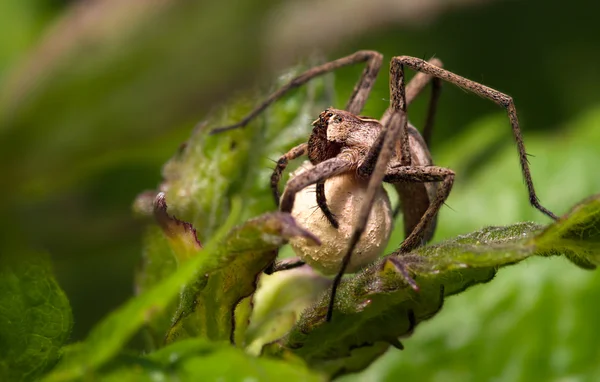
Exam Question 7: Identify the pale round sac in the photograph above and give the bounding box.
[287,161,394,275]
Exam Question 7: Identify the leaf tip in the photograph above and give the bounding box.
[153,193,202,259]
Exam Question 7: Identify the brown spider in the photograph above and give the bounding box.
[211,51,557,321]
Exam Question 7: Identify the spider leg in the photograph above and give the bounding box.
[264,258,307,274]
[381,57,443,148]
[271,143,308,206]
[390,59,444,243]
[279,155,354,214]
[377,117,441,243]
[384,165,455,252]
[362,57,443,177]
[316,181,339,228]
[271,146,341,228]
[210,51,383,134]
[390,56,557,220]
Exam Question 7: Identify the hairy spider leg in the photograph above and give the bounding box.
[279,154,355,213]
[210,50,383,134]
[271,143,308,204]
[381,57,443,148]
[391,56,557,221]
[384,165,455,252]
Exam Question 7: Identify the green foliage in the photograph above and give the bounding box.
[3,55,599,380]
[341,109,600,381]
[245,267,331,355]
[263,198,600,377]
[44,201,320,381]
[3,3,600,380]
[0,252,72,381]
[100,339,323,381]
[38,188,600,381]
[41,88,600,379]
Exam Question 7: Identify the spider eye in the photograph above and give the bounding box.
[333,115,342,123]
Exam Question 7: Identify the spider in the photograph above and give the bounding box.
[211,50,557,321]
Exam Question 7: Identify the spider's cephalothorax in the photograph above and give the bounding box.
[307,108,382,166]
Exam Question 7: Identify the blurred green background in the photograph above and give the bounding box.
[1,0,600,380]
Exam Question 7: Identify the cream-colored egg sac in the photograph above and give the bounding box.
[287,161,393,275]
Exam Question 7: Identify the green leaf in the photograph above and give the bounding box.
[98,339,324,381]
[44,206,317,381]
[165,209,320,344]
[134,193,208,349]
[159,64,332,241]
[536,194,600,268]
[264,195,600,378]
[134,224,179,349]
[0,252,73,381]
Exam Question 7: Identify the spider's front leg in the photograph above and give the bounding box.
[279,155,354,214]
[270,143,308,205]
[270,143,341,228]
[210,50,383,134]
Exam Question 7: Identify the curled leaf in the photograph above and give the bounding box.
[153,192,202,263]
[166,211,320,345]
